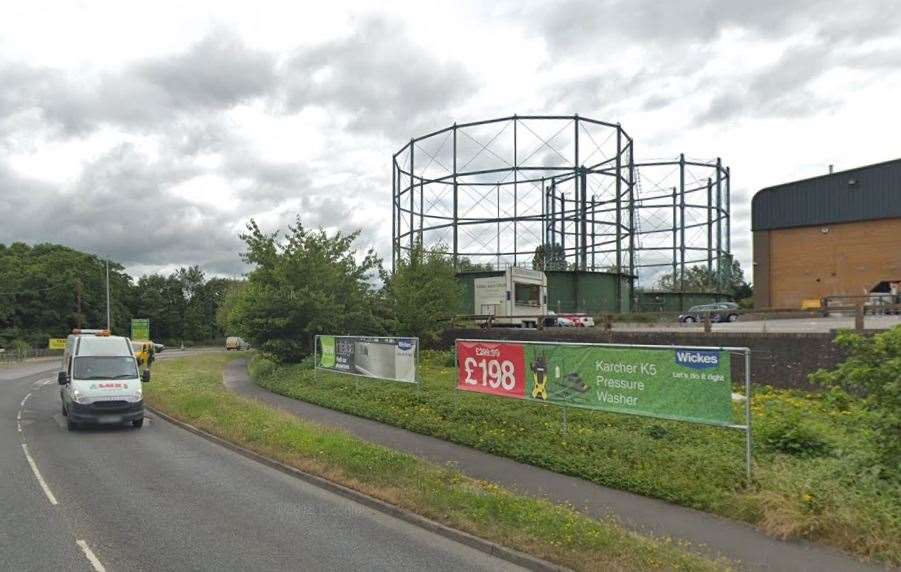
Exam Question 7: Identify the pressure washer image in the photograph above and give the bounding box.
[530,354,549,400]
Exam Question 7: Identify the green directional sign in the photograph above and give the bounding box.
[131,318,150,341]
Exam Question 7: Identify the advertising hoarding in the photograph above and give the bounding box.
[457,339,734,427]
[316,335,418,384]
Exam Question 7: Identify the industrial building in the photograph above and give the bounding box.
[752,158,901,309]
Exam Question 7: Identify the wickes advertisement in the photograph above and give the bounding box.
[457,340,733,426]
[318,335,418,383]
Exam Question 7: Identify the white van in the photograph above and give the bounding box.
[58,330,149,430]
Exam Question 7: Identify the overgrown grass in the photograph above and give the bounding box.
[253,350,900,565]
[146,353,729,572]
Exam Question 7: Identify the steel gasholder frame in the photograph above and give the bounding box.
[392,114,731,292]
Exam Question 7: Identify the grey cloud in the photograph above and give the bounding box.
[0,30,277,136]
[514,0,900,53]
[0,147,246,276]
[283,16,479,138]
[698,44,839,123]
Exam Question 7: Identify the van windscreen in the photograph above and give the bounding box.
[74,356,139,380]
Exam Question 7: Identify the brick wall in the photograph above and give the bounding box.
[756,217,901,309]
[439,328,856,391]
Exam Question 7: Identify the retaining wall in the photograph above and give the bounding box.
[439,328,857,391]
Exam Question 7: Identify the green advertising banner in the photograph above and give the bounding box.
[320,335,336,368]
[457,340,734,426]
[131,318,150,341]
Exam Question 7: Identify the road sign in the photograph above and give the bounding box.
[131,318,150,341]
[48,338,67,350]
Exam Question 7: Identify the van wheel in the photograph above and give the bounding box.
[728,314,739,322]
[132,419,144,429]
[66,417,78,431]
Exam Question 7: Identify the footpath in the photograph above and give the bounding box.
[224,359,881,572]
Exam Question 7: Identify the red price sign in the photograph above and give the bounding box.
[456,341,526,398]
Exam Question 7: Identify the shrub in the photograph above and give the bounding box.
[384,243,461,346]
[758,404,831,457]
[230,218,384,362]
[810,326,901,477]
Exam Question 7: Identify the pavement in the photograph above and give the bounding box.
[610,315,901,333]
[0,356,523,571]
[226,360,887,572]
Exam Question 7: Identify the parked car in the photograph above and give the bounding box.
[543,311,577,327]
[678,303,740,323]
[566,314,595,327]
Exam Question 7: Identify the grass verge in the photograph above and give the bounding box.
[146,352,730,572]
[253,351,900,565]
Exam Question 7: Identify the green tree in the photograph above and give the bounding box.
[385,243,462,345]
[656,259,752,298]
[230,217,383,362]
[809,326,901,477]
[0,243,132,346]
[532,244,568,270]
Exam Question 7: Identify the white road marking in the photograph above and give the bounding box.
[17,420,22,432]
[16,410,21,420]
[20,392,32,408]
[21,443,58,505]
[76,540,106,572]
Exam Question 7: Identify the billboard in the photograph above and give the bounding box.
[131,318,150,341]
[456,339,734,426]
[317,336,418,384]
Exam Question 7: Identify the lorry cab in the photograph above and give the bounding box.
[58,330,149,430]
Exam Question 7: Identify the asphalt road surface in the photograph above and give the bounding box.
[0,357,522,571]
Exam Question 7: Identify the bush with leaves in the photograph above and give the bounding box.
[384,243,461,346]
[758,402,832,457]
[809,326,901,477]
[230,217,383,362]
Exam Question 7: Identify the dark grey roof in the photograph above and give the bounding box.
[752,158,901,231]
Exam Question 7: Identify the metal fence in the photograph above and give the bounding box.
[0,347,62,365]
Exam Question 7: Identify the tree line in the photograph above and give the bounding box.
[219,218,462,362]
[0,242,240,348]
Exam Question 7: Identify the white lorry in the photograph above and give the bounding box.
[473,267,548,328]
[58,329,149,430]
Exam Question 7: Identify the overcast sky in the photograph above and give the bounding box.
[1,0,899,282]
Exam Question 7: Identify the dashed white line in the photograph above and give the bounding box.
[20,392,32,408]
[21,443,58,505]
[76,540,106,572]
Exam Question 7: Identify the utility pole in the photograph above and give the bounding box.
[105,260,111,332]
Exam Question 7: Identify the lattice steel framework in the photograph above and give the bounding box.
[392,114,731,290]
[632,156,731,289]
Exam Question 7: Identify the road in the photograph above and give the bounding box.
[0,356,522,571]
